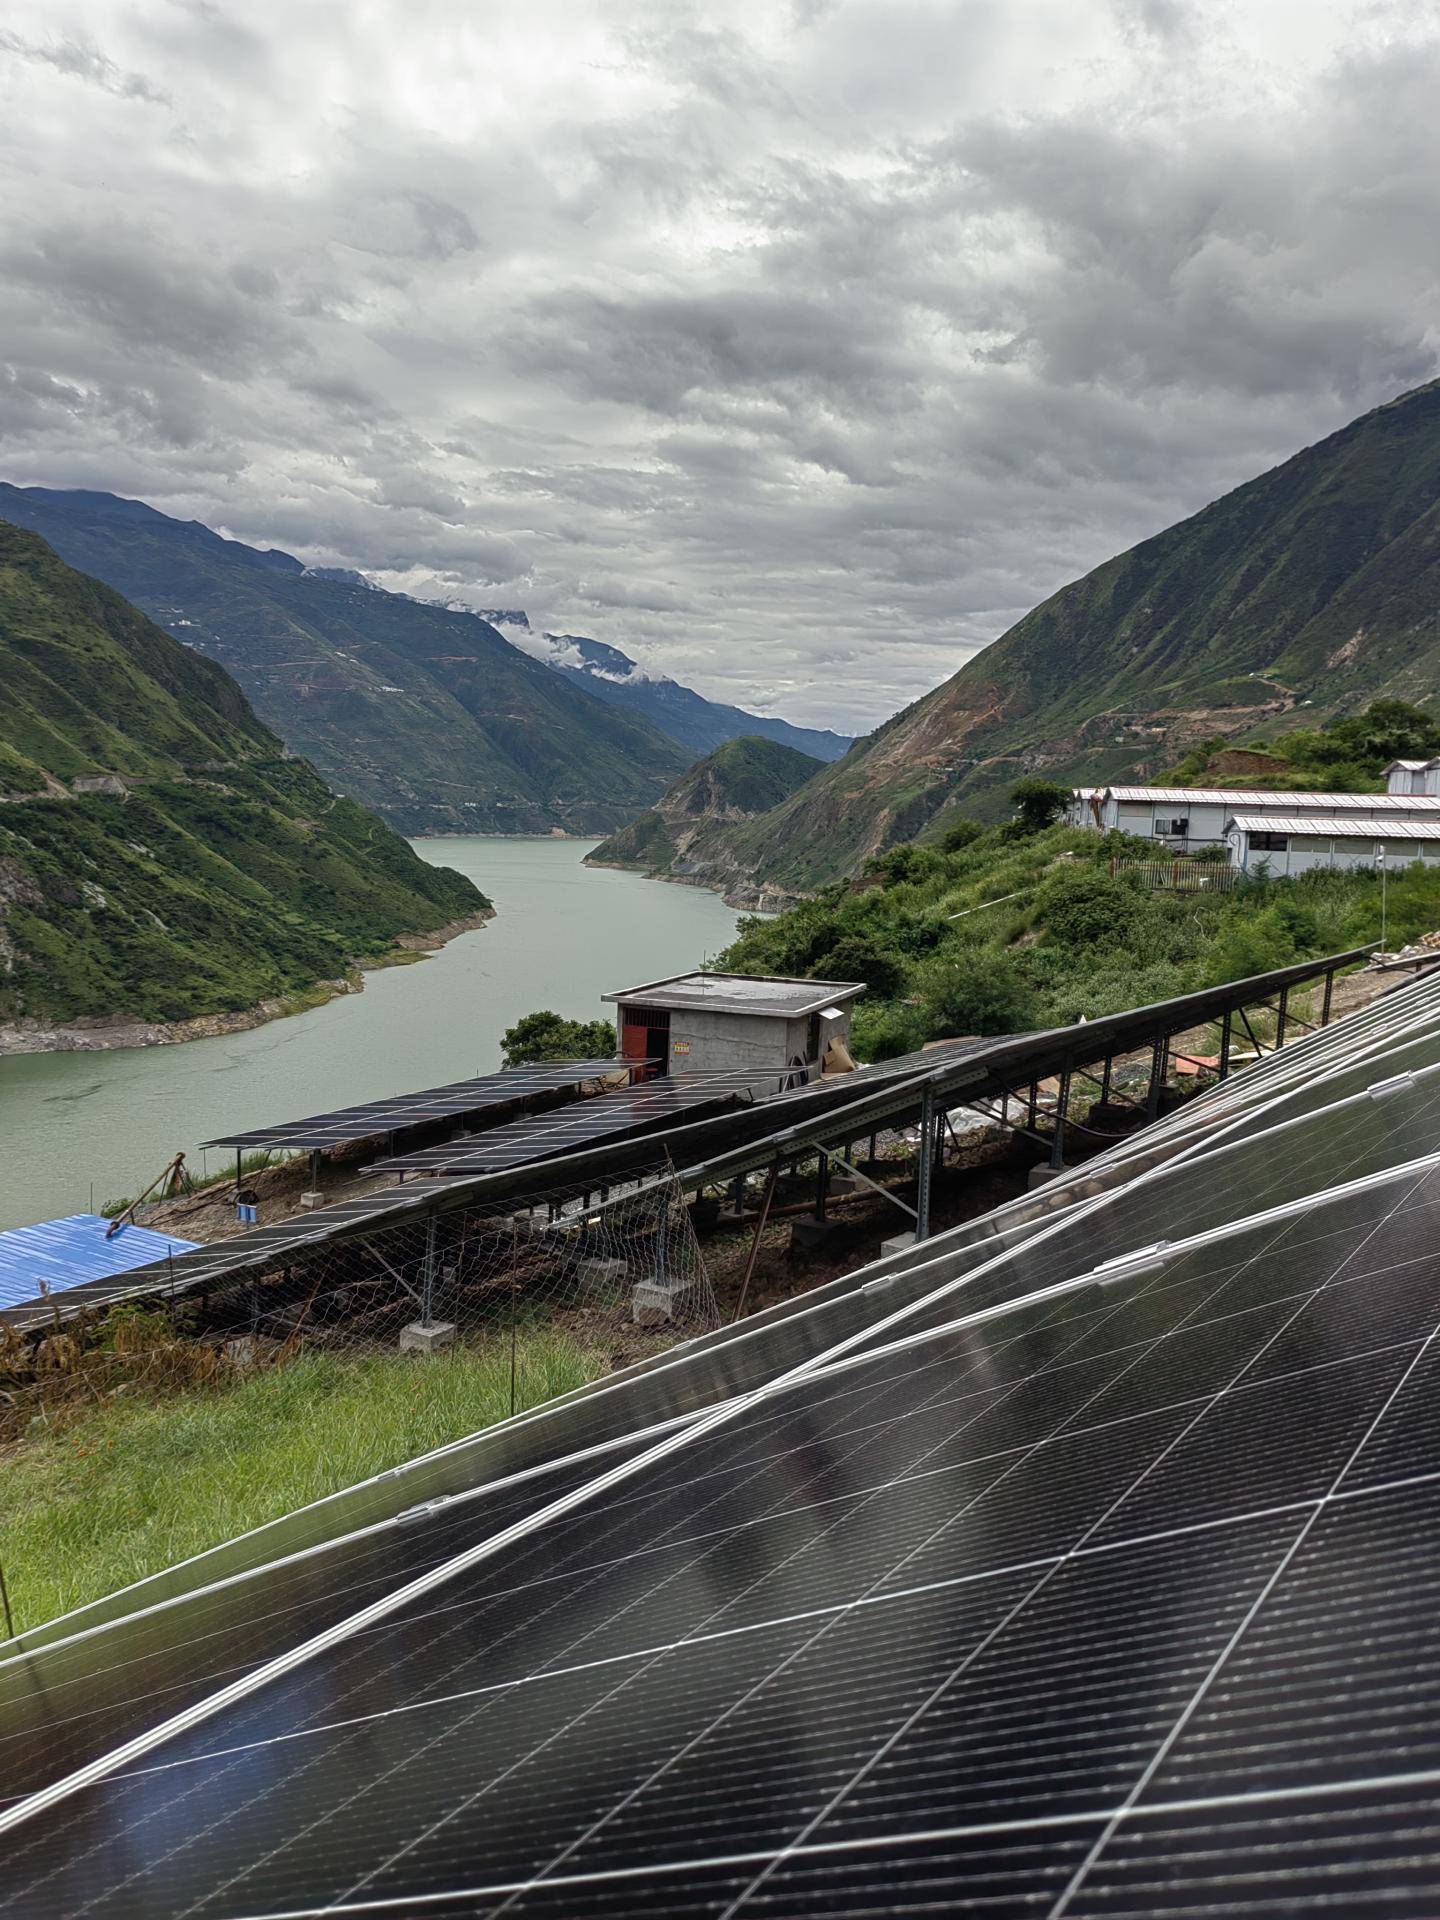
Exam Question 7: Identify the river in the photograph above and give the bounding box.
[0,838,742,1231]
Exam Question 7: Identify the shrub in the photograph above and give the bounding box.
[500,1009,617,1066]
[912,948,1039,1038]
[850,999,926,1061]
[808,934,904,999]
[936,818,986,853]
[1033,866,1144,950]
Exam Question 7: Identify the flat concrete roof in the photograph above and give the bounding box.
[603,971,865,1019]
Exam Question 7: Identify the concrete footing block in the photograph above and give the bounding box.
[400,1319,457,1354]
[633,1280,692,1326]
[881,1231,917,1257]
[299,1190,324,1210]
[1027,1163,1067,1190]
[576,1256,628,1294]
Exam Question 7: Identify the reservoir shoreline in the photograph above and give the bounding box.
[0,838,740,1230]
[0,908,495,1057]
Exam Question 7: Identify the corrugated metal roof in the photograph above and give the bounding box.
[0,1214,200,1312]
[1386,759,1440,772]
[1227,814,1440,841]
[1102,785,1440,810]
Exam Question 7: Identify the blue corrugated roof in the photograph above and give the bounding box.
[0,1214,201,1312]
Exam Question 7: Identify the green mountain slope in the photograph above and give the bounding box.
[586,736,822,904]
[715,379,1440,896]
[0,523,486,1034]
[0,487,691,835]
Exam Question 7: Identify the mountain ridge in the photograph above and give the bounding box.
[678,379,1440,898]
[0,486,691,837]
[489,617,854,761]
[586,735,823,908]
[0,522,486,1046]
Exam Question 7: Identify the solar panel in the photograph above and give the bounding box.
[201,1060,644,1151]
[6,1145,1440,1912]
[380,1072,771,1174]
[11,967,1440,1655]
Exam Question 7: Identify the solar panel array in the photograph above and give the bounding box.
[381,1070,776,1174]
[201,1060,644,1152]
[6,968,1440,1915]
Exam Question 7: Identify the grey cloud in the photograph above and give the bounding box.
[2,2,1439,733]
[0,29,170,103]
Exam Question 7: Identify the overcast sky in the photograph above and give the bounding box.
[2,1,1439,731]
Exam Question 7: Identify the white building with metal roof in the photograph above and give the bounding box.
[602,971,865,1083]
[1386,758,1440,796]
[1069,783,1440,850]
[1225,812,1440,877]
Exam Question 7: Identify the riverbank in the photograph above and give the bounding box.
[0,838,740,1229]
[0,906,494,1056]
[581,855,803,914]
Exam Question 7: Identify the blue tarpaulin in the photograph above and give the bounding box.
[0,1214,201,1312]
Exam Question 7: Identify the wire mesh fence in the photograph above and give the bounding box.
[0,1157,720,1446]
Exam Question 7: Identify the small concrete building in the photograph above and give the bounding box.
[1068,783,1440,851]
[602,971,864,1084]
[1226,813,1440,878]
[1387,758,1440,797]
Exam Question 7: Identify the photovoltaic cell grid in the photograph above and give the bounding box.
[8,975,1438,1668]
[7,973,1440,1662]
[381,1071,774,1174]
[6,1154,1440,1914]
[6,972,1440,1914]
[200,1060,647,1152]
[6,1046,1440,1801]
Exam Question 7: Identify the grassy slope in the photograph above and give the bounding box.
[0,485,691,834]
[0,1331,598,1632]
[719,821,1439,1056]
[713,380,1440,894]
[589,734,823,875]
[0,524,485,1025]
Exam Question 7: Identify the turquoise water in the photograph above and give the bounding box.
[0,839,741,1230]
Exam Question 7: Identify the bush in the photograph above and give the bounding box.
[1033,866,1143,950]
[850,999,926,1062]
[936,818,986,853]
[500,1009,617,1066]
[809,934,904,999]
[912,948,1039,1038]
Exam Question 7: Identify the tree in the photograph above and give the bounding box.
[1009,777,1071,833]
[500,1009,617,1067]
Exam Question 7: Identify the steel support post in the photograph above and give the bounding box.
[815,1152,831,1222]
[1051,1061,1072,1168]
[733,1162,779,1321]
[1146,1036,1166,1120]
[1100,1053,1113,1106]
[916,1085,935,1242]
[1219,1008,1232,1080]
[1322,967,1335,1027]
[1276,984,1290,1049]
[420,1215,438,1326]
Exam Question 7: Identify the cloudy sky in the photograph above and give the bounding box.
[2,1,1439,731]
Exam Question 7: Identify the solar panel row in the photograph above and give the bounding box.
[5,965,1440,1917]
[10,969,1432,1650]
[381,1071,773,1174]
[201,1060,644,1152]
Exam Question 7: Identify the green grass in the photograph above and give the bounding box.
[0,1330,600,1634]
